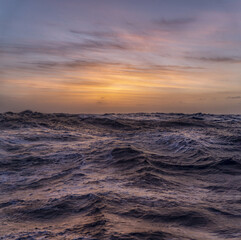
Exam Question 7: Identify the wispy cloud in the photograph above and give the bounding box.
[70,29,117,39]
[0,39,131,56]
[34,59,107,69]
[187,56,241,63]
[25,58,204,75]
[227,96,241,99]
[153,17,196,31]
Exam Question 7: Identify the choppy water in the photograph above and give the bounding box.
[0,111,241,240]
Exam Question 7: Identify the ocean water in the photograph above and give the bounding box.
[0,111,241,240]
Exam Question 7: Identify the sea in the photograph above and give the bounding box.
[0,111,241,240]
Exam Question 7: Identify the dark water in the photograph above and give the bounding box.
[0,111,241,240]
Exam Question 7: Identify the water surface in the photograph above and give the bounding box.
[0,111,241,239]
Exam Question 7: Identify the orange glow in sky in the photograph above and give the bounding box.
[0,0,241,113]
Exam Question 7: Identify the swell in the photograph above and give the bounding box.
[150,155,241,173]
[5,193,104,221]
[118,208,212,227]
[110,146,241,176]
[3,193,108,239]
[0,152,82,171]
[0,111,221,131]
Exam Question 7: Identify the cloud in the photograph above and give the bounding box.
[1,28,145,59]
[1,57,206,94]
[29,58,203,74]
[153,17,196,30]
[70,29,117,39]
[35,59,103,69]
[71,39,129,51]
[187,56,241,63]
[227,96,241,99]
[61,78,112,87]
[30,59,123,72]
[0,38,131,57]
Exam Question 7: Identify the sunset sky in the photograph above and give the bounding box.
[0,0,241,113]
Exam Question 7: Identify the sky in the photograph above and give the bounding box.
[0,0,241,114]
